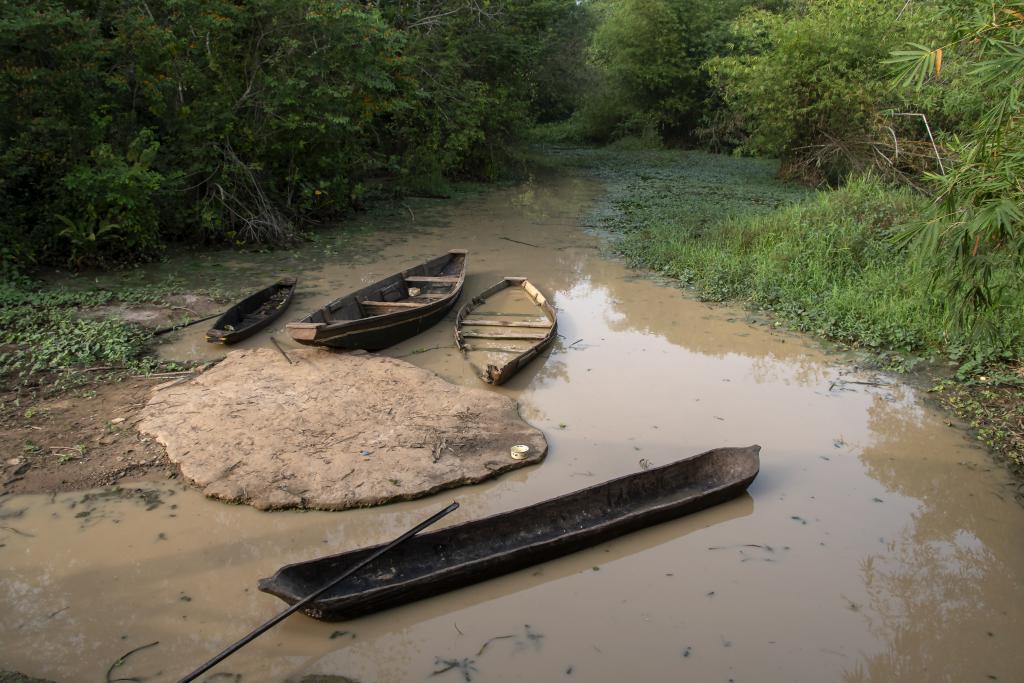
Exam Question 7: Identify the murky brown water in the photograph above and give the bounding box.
[3,171,1024,683]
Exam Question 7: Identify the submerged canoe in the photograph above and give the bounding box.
[286,250,467,350]
[258,445,760,621]
[206,277,297,345]
[454,277,557,385]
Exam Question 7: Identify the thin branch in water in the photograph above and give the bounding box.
[476,634,515,656]
[500,236,540,248]
[106,641,159,683]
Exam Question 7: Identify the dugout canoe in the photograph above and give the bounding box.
[258,445,761,621]
[205,277,297,345]
[454,277,557,385]
[286,250,467,350]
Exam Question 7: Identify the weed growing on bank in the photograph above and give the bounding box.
[0,279,207,381]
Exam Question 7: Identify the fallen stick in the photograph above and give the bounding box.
[500,236,541,248]
[152,312,221,336]
[270,336,293,365]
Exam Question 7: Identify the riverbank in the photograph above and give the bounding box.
[540,147,1024,479]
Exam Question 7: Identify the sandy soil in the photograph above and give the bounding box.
[0,377,176,496]
[137,348,547,510]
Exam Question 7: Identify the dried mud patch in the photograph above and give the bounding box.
[137,348,547,510]
[0,378,176,496]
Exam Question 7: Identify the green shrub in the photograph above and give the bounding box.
[704,0,938,183]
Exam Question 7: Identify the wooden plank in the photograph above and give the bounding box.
[464,311,540,317]
[361,300,426,308]
[403,274,460,282]
[464,345,524,354]
[460,331,549,340]
[461,319,551,328]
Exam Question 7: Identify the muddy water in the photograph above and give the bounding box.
[3,171,1024,683]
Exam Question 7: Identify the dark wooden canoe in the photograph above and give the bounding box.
[286,250,467,350]
[258,445,760,621]
[454,277,557,385]
[206,277,297,345]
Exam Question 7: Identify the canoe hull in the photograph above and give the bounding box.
[287,250,466,351]
[258,445,760,621]
[206,278,297,345]
[454,277,558,385]
[298,299,459,351]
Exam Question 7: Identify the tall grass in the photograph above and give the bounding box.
[603,161,1024,364]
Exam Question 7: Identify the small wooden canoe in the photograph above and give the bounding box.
[206,277,297,345]
[454,277,557,385]
[258,445,760,621]
[287,250,467,350]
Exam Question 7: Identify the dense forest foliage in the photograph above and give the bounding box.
[1,0,1021,340]
[0,0,586,268]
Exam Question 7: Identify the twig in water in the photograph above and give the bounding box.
[270,336,293,365]
[106,641,159,683]
[476,634,515,656]
[0,525,35,538]
[569,338,583,347]
[392,345,454,358]
[152,312,221,336]
[170,306,200,316]
[46,606,69,619]
[454,622,464,635]
[500,236,540,248]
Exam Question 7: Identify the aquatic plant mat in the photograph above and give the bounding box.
[137,348,546,509]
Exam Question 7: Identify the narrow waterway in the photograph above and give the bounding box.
[2,168,1023,683]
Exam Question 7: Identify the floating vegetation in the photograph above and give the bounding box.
[67,487,176,528]
[329,630,356,640]
[520,624,544,651]
[431,658,478,682]
[431,625,546,680]
[790,515,808,525]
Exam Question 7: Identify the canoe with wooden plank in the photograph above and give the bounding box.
[205,277,297,345]
[454,277,557,385]
[257,445,761,621]
[287,250,467,350]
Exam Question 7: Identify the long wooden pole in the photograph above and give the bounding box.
[177,501,459,683]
